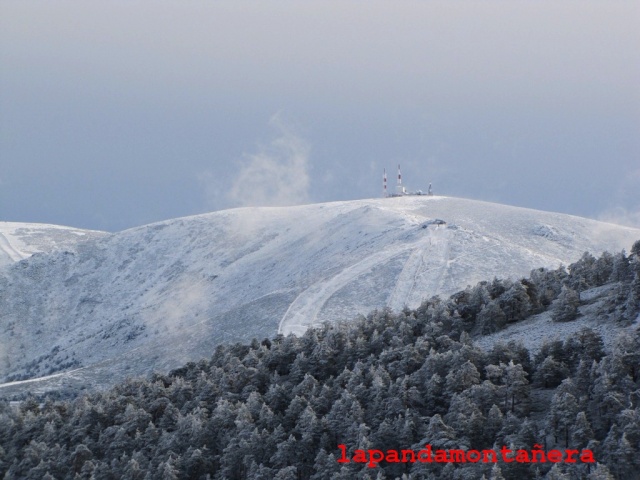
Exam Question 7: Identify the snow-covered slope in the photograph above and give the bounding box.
[1,196,639,395]
[0,222,106,268]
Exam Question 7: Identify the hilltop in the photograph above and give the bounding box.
[1,196,638,396]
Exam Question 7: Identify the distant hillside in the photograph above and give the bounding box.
[1,197,639,396]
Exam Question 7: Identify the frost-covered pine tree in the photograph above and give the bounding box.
[625,255,640,322]
[610,251,631,282]
[477,300,506,334]
[571,411,595,449]
[586,463,615,480]
[551,285,580,322]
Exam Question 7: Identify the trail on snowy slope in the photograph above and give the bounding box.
[386,226,450,311]
[0,232,27,262]
[278,226,450,336]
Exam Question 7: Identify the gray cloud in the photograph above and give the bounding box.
[1,2,638,230]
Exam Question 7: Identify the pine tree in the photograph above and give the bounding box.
[158,459,179,480]
[568,252,597,291]
[615,432,637,479]
[534,356,569,388]
[547,463,571,479]
[504,360,529,413]
[485,404,504,446]
[599,424,621,467]
[310,450,340,480]
[576,329,605,363]
[586,463,615,480]
[477,301,507,334]
[548,392,579,447]
[610,252,631,282]
[425,373,446,415]
[274,466,298,480]
[419,414,457,450]
[624,259,640,322]
[499,281,532,323]
[444,360,480,394]
[594,251,614,286]
[489,464,506,480]
[551,285,580,322]
[571,411,594,449]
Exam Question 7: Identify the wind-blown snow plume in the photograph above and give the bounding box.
[597,207,640,229]
[198,170,224,211]
[597,169,640,228]
[143,275,208,335]
[229,115,310,208]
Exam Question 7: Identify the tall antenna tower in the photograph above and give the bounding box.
[383,169,387,197]
[396,164,405,195]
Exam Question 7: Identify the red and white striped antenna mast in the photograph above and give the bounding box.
[383,168,387,197]
[396,164,405,195]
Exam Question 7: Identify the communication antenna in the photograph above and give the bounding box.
[396,164,405,195]
[383,169,387,197]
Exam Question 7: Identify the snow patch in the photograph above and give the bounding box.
[531,224,570,244]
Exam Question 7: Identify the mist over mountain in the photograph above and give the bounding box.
[1,196,638,397]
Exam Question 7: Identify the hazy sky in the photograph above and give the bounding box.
[1,1,639,232]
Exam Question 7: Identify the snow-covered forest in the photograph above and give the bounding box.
[1,241,639,479]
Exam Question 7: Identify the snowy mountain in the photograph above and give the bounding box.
[1,196,639,396]
[0,221,106,268]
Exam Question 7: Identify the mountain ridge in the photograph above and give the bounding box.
[1,196,638,396]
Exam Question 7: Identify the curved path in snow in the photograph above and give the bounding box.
[386,226,449,311]
[279,226,450,336]
[0,232,27,262]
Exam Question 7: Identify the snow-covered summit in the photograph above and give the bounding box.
[1,196,638,395]
[0,222,107,268]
